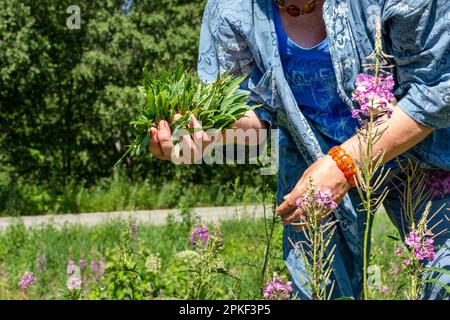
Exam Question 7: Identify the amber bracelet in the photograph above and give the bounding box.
[328,146,357,187]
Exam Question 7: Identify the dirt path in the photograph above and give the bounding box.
[0,205,272,229]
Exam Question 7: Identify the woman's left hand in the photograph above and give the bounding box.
[276,155,350,225]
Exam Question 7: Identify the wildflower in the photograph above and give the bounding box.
[79,259,86,271]
[263,274,293,300]
[315,189,338,211]
[210,225,224,248]
[395,247,403,254]
[403,259,411,266]
[66,276,82,292]
[67,259,76,275]
[191,225,209,246]
[145,254,161,274]
[90,261,97,272]
[175,250,202,267]
[90,260,106,280]
[296,189,338,212]
[381,285,390,294]
[390,264,399,276]
[404,230,435,262]
[19,272,35,291]
[351,73,396,121]
[37,255,46,272]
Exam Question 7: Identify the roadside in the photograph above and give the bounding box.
[0,205,271,229]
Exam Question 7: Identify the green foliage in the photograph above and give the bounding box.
[0,0,267,215]
[119,67,251,162]
[0,171,266,216]
[1,0,257,190]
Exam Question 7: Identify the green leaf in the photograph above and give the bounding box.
[424,267,450,276]
[421,279,450,294]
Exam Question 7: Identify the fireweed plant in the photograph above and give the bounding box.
[116,66,253,164]
[63,262,83,300]
[259,177,279,295]
[187,224,230,299]
[394,202,449,299]
[263,273,293,300]
[352,17,395,300]
[289,179,338,300]
[94,218,147,299]
[392,161,450,299]
[19,271,35,299]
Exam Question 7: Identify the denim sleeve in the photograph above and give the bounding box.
[197,0,275,129]
[383,1,450,129]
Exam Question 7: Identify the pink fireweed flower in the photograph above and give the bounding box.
[19,272,35,291]
[190,225,209,246]
[404,230,435,262]
[67,259,76,275]
[79,259,86,271]
[263,275,293,300]
[352,73,396,121]
[296,189,338,212]
[90,260,106,280]
[67,277,82,291]
[395,247,403,255]
[381,285,390,294]
[403,259,411,266]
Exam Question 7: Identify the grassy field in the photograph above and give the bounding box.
[0,210,406,300]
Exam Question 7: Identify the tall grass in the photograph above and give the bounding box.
[0,173,266,216]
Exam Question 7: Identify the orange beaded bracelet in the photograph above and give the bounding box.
[328,146,357,187]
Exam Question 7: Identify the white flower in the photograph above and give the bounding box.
[175,250,201,262]
[67,276,82,291]
[145,254,161,274]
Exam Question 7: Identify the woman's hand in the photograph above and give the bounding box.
[148,114,217,164]
[148,110,269,163]
[276,155,350,226]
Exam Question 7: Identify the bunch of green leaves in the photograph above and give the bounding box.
[116,66,252,164]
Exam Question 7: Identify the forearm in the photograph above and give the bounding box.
[340,105,434,164]
[221,110,269,146]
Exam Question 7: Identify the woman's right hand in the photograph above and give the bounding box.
[148,114,217,164]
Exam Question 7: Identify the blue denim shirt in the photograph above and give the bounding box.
[197,0,450,292]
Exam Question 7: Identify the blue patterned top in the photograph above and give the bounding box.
[273,3,358,148]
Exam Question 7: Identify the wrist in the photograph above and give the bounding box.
[327,146,357,188]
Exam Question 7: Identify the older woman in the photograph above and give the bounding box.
[149,0,450,299]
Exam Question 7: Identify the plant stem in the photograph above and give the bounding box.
[260,182,276,294]
[312,214,319,299]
